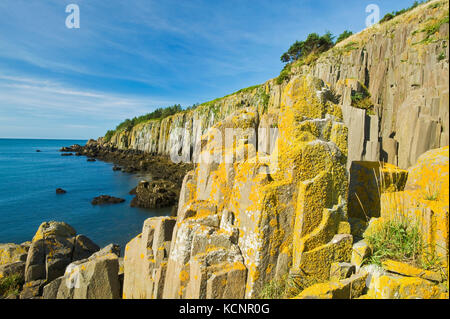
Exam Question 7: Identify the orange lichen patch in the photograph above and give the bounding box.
[367,275,444,299]
[179,270,189,282]
[281,77,326,120]
[382,259,443,282]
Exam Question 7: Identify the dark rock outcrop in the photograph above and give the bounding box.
[91,195,125,205]
[55,188,66,194]
[130,180,178,209]
[59,145,82,153]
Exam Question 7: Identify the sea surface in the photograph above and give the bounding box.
[0,138,171,253]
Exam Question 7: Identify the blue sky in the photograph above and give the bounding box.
[0,0,418,139]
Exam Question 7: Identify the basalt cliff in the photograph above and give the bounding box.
[1,0,449,299]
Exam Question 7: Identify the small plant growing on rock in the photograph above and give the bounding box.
[364,217,423,267]
[259,275,288,299]
[351,85,374,114]
[0,273,24,298]
[259,271,320,299]
[423,181,440,201]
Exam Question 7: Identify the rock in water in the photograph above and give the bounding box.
[56,188,66,194]
[87,158,96,162]
[130,180,177,209]
[59,145,82,152]
[91,195,125,205]
[61,153,73,156]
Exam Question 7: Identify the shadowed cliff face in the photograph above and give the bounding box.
[106,0,449,171]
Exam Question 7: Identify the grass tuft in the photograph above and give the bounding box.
[364,217,423,267]
[0,273,24,298]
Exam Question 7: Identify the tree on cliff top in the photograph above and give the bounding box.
[280,31,335,64]
[336,30,353,43]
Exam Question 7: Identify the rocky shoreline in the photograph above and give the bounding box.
[60,140,193,211]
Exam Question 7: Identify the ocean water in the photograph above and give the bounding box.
[0,138,171,253]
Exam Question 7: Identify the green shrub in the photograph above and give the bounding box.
[351,84,374,113]
[343,41,359,52]
[380,13,395,24]
[276,64,292,85]
[280,32,335,64]
[0,274,24,298]
[336,30,353,43]
[104,130,115,142]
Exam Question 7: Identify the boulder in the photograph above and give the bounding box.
[91,195,125,205]
[55,188,67,194]
[32,221,76,241]
[24,221,99,287]
[43,253,121,299]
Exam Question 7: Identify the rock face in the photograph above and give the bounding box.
[24,222,100,285]
[42,252,121,299]
[121,76,350,299]
[123,217,176,299]
[300,2,449,169]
